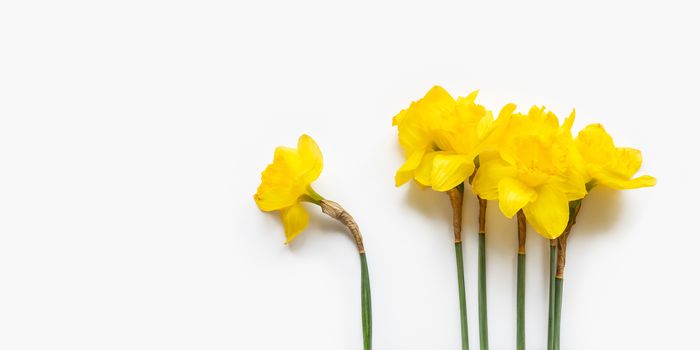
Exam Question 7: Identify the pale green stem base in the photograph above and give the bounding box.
[455,242,470,350]
[516,253,526,350]
[547,245,556,350]
[553,278,563,350]
[478,234,489,350]
[360,253,372,350]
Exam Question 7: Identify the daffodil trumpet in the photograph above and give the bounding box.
[254,135,372,350]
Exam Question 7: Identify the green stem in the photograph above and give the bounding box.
[553,278,563,350]
[360,253,372,350]
[478,234,489,350]
[455,242,470,350]
[547,243,556,350]
[516,253,526,350]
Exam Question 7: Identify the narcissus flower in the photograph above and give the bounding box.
[254,134,324,243]
[393,85,514,192]
[253,134,373,348]
[573,124,656,190]
[472,106,587,239]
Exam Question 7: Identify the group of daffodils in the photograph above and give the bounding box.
[253,85,654,350]
[394,85,654,238]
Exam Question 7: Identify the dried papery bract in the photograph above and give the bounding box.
[320,200,365,253]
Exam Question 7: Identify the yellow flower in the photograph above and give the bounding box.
[393,86,514,192]
[573,124,656,190]
[254,134,324,243]
[472,106,587,239]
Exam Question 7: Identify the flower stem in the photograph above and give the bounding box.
[448,188,469,350]
[553,200,582,350]
[318,200,371,349]
[360,252,372,350]
[477,197,489,350]
[516,210,527,350]
[553,277,563,350]
[547,240,556,350]
[455,242,469,350]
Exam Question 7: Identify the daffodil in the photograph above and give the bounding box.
[254,134,372,349]
[254,134,323,243]
[471,105,586,350]
[549,124,656,350]
[573,123,656,190]
[394,85,513,192]
[473,106,587,239]
[393,86,514,350]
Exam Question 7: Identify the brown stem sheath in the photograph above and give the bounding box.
[556,203,582,279]
[478,196,487,235]
[447,188,464,243]
[516,210,526,254]
[320,199,365,253]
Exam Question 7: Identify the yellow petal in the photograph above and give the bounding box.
[575,124,614,167]
[281,203,309,243]
[298,134,323,183]
[550,171,588,201]
[589,166,657,190]
[472,158,517,200]
[422,85,456,110]
[522,184,569,239]
[394,86,455,152]
[392,109,406,126]
[431,153,475,192]
[562,109,576,133]
[414,152,437,187]
[395,149,425,187]
[498,178,537,218]
[611,147,643,179]
[461,89,480,103]
[254,186,300,211]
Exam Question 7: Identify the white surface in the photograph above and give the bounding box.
[1,1,698,349]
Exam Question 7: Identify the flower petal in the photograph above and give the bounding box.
[589,165,657,190]
[498,178,537,218]
[395,149,425,187]
[414,152,437,187]
[281,203,309,243]
[472,158,517,200]
[522,184,569,239]
[431,153,475,192]
[298,134,323,183]
[254,186,300,211]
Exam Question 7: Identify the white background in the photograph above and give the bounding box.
[1,1,699,349]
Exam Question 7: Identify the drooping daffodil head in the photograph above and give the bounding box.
[393,85,514,192]
[254,134,324,243]
[573,124,656,190]
[472,106,587,239]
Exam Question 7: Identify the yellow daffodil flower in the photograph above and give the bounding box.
[254,134,324,243]
[393,85,514,192]
[573,124,656,190]
[472,106,587,239]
